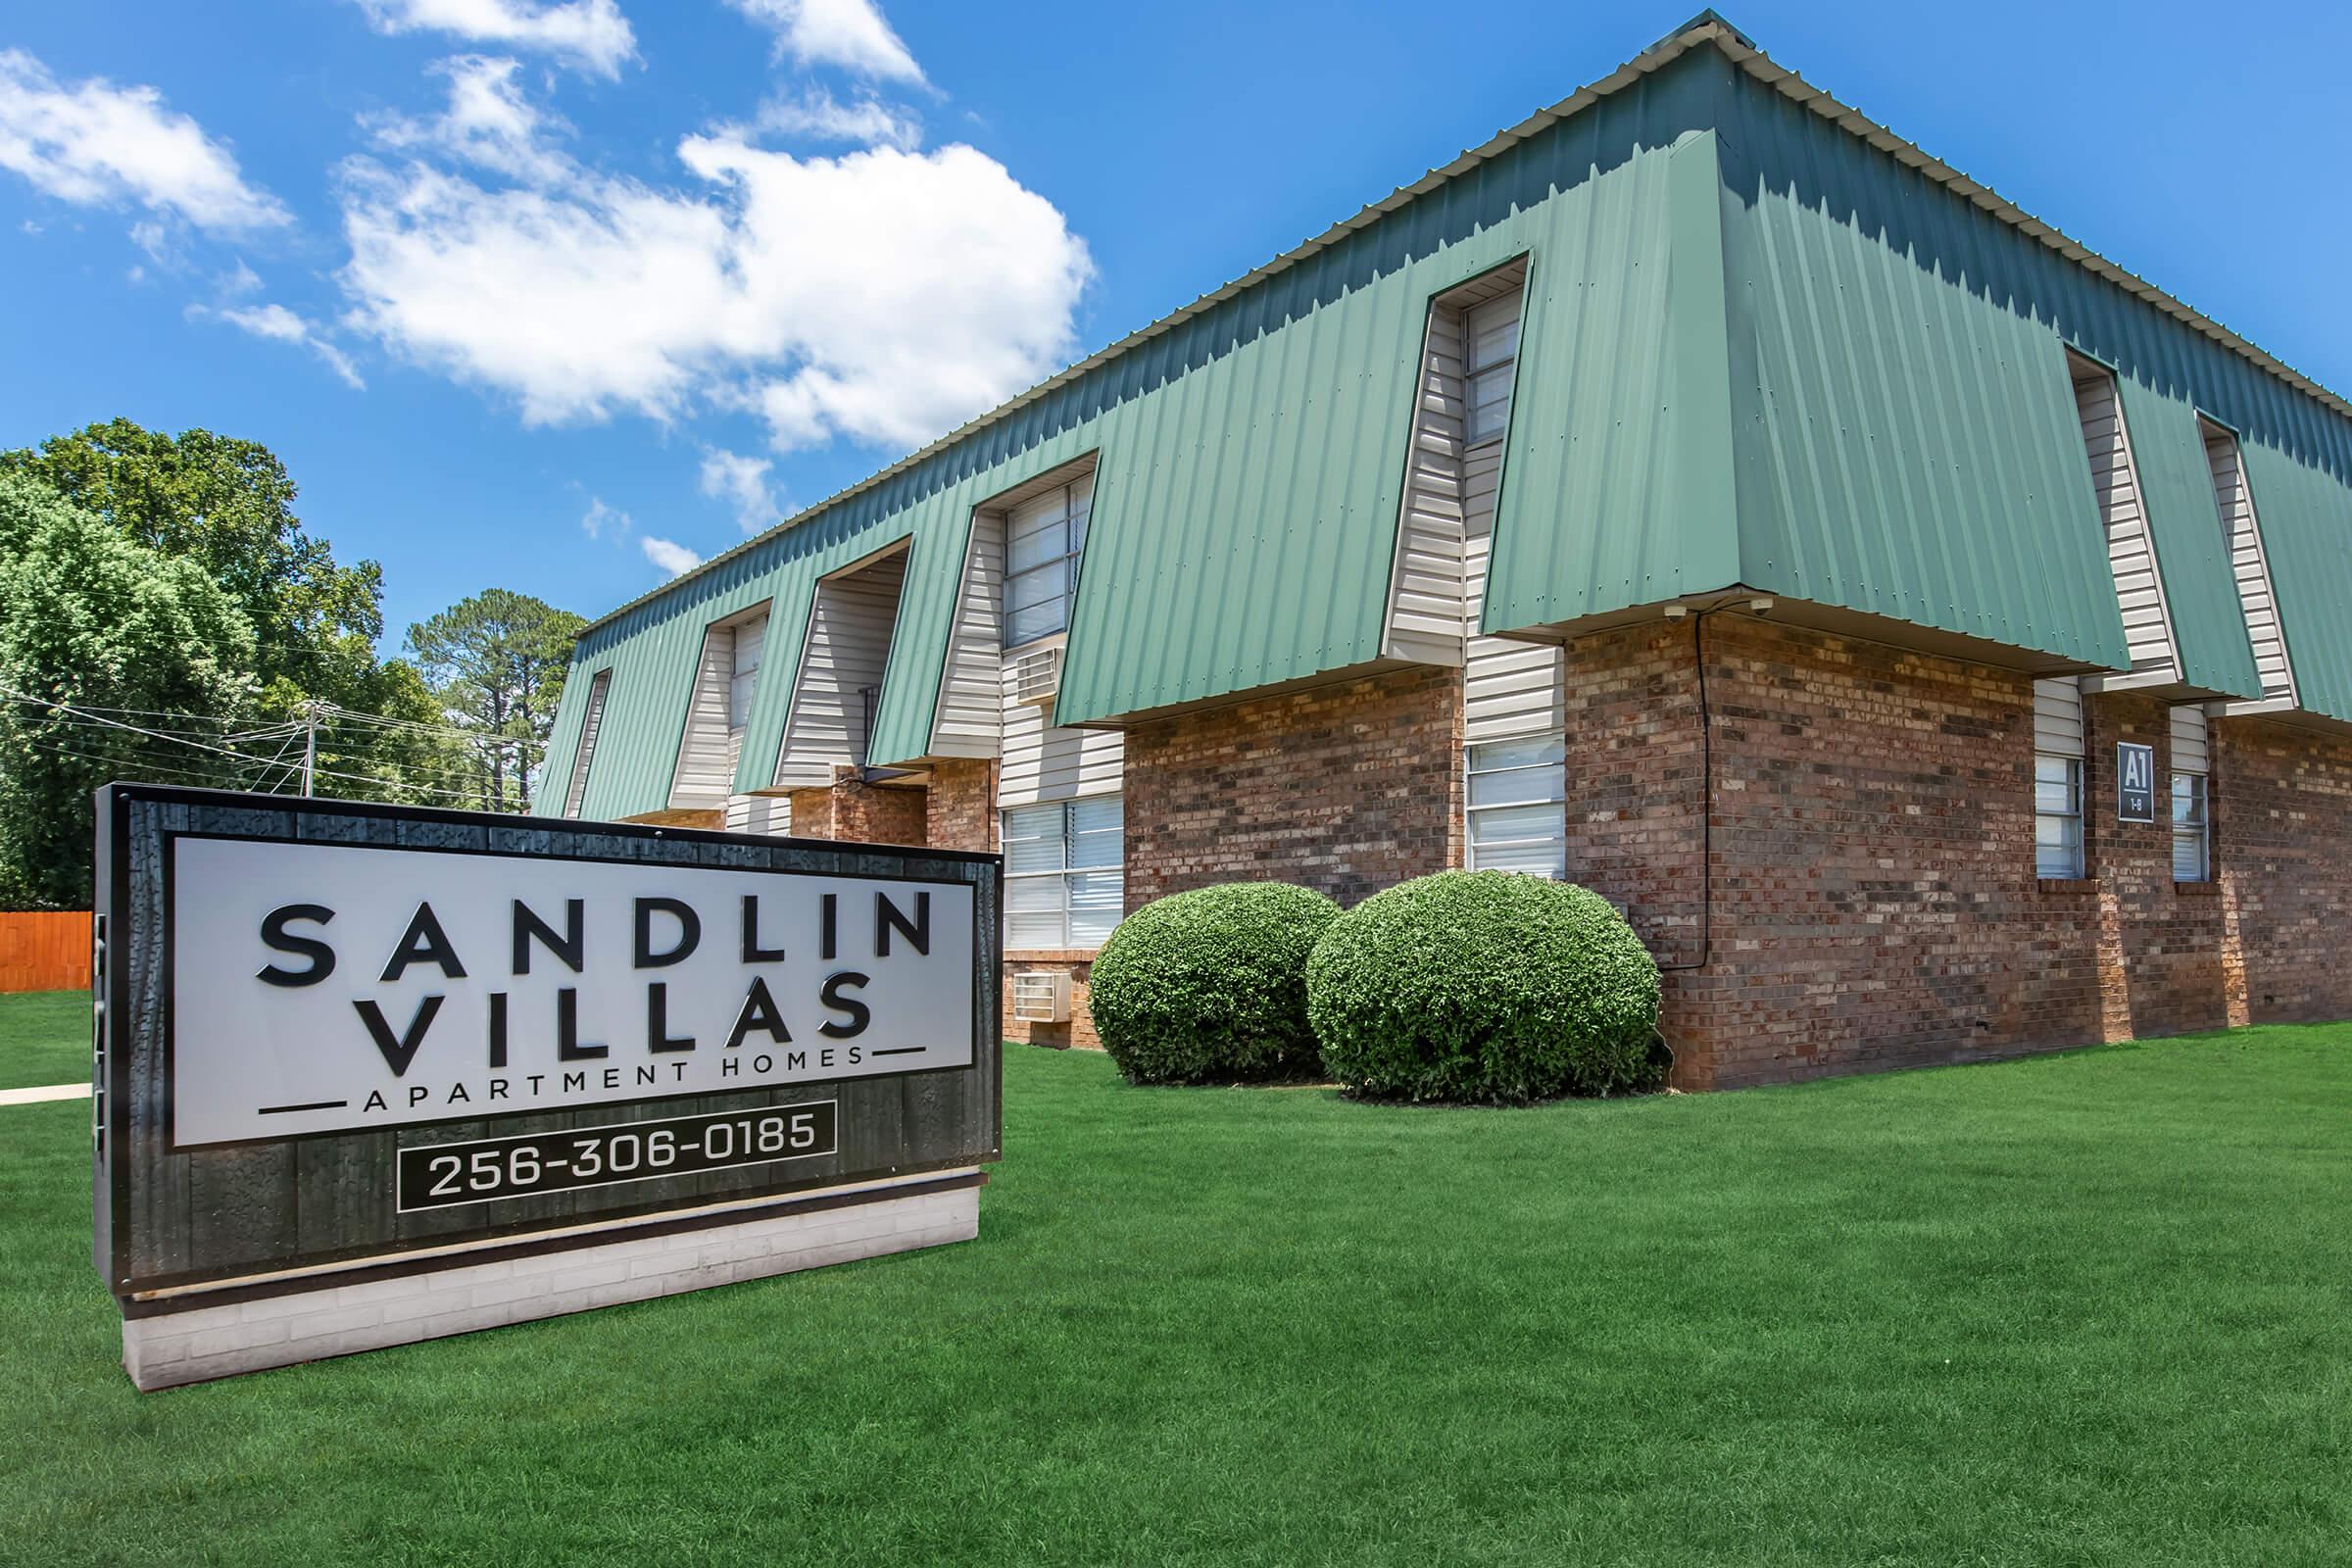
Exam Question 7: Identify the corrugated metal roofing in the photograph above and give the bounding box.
[1711,64,2138,673]
[571,12,2352,649]
[541,12,2352,818]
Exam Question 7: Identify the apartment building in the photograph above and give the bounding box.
[537,14,2352,1087]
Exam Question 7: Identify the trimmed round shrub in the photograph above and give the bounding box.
[1305,871,1662,1103]
[1088,882,1343,1084]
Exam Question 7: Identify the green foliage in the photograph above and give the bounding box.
[1089,881,1342,1083]
[0,420,576,902]
[1,419,382,701]
[1305,870,1663,1103]
[405,588,586,811]
[0,471,256,907]
[5,1023,2351,1563]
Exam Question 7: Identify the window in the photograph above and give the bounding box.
[2034,755,2084,879]
[1463,295,1521,446]
[562,669,611,818]
[2171,773,2209,883]
[1465,735,1566,878]
[2034,678,2086,878]
[727,613,766,734]
[1004,795,1122,947]
[2171,704,2210,882]
[1004,479,1092,648]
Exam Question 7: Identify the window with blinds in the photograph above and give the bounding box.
[2171,705,2211,882]
[1465,735,1566,878]
[1004,479,1093,649]
[1003,794,1123,947]
[1463,295,1521,447]
[562,668,610,818]
[2034,678,2085,878]
[728,614,765,732]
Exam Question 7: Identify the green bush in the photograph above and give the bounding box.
[1305,871,1663,1103]
[1089,882,1343,1084]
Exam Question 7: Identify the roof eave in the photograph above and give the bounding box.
[580,15,2350,637]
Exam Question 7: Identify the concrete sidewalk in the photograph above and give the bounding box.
[0,1083,89,1106]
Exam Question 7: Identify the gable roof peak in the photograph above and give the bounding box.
[1646,10,1758,57]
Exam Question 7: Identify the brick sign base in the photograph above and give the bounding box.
[121,1171,981,1391]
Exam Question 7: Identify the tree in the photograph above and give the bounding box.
[0,472,257,907]
[1,419,382,710]
[405,590,585,812]
[0,418,471,808]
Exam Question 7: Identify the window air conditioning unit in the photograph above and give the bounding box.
[1012,645,1061,708]
[1011,970,1072,1024]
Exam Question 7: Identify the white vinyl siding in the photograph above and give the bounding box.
[723,793,790,836]
[1004,795,1123,949]
[562,668,610,818]
[1382,305,1471,664]
[725,612,766,780]
[2034,678,2085,878]
[774,551,907,787]
[2169,703,2209,774]
[1461,509,1563,743]
[2170,705,2210,882]
[1381,260,1532,672]
[930,508,1005,758]
[1465,735,1566,878]
[1004,480,1090,649]
[2202,421,2297,705]
[2070,364,2178,680]
[997,672,1123,808]
[668,620,739,811]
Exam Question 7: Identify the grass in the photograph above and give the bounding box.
[3,995,2348,1566]
[0,989,88,1089]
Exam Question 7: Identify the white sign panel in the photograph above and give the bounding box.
[170,837,975,1148]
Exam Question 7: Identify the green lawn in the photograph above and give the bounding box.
[3,998,2349,1567]
[0,988,88,1089]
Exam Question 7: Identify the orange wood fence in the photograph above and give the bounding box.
[1,911,92,994]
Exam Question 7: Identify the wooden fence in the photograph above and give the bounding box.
[1,911,92,994]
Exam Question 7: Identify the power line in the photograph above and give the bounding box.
[13,736,282,791]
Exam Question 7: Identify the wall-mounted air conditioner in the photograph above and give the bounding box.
[1011,970,1071,1024]
[1011,645,1061,708]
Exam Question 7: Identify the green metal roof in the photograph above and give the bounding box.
[541,16,2352,819]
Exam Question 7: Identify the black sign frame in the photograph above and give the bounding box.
[93,784,1002,1300]
[2116,741,2157,824]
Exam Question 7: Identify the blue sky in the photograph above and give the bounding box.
[2,0,2345,648]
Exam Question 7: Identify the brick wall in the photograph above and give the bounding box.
[1122,666,1460,908]
[926,760,997,854]
[1002,954,1101,1052]
[1556,622,1708,966]
[930,616,2352,1086]
[2213,714,2352,1026]
[1581,614,2352,1089]
[788,768,927,847]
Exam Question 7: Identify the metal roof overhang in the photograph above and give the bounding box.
[580,13,2352,642]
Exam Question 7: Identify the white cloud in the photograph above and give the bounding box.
[722,87,919,152]
[725,0,925,84]
[367,55,570,181]
[0,49,289,232]
[699,447,784,533]
[190,302,368,389]
[336,75,1092,454]
[220,259,265,296]
[351,0,635,79]
[580,495,630,539]
[641,534,701,575]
